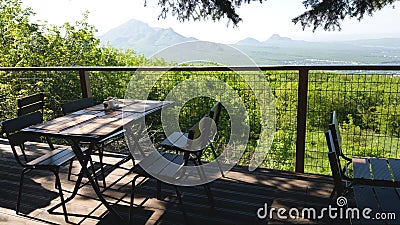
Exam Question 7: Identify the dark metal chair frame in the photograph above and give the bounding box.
[129,115,216,222]
[160,101,224,177]
[2,112,74,222]
[328,111,352,172]
[16,93,55,161]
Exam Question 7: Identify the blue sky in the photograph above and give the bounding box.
[24,0,400,43]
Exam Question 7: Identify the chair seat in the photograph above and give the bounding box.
[160,132,204,153]
[27,147,76,167]
[134,151,185,179]
[160,132,188,149]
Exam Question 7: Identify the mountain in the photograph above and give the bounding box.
[100,19,196,56]
[267,34,292,42]
[99,19,400,65]
[236,37,262,46]
[234,34,400,65]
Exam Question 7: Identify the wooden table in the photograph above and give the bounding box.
[352,157,400,225]
[22,99,173,221]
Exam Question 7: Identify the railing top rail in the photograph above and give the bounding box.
[0,65,400,72]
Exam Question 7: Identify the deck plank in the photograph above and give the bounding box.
[374,187,400,225]
[353,185,380,225]
[0,138,335,225]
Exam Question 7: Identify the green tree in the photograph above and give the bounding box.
[0,0,47,66]
[0,0,154,120]
[151,0,397,30]
[292,0,397,31]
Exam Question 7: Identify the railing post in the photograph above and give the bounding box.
[79,70,92,98]
[295,68,309,173]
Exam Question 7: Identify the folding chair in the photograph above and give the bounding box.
[160,101,224,177]
[129,115,215,222]
[2,112,74,222]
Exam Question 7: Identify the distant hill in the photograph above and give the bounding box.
[236,37,262,46]
[100,19,400,65]
[234,34,400,65]
[266,34,292,42]
[100,19,196,56]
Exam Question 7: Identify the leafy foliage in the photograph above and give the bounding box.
[293,0,397,31]
[151,0,262,25]
[0,0,156,120]
[1,0,400,175]
[149,0,397,31]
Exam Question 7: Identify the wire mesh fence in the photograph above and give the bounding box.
[1,67,400,175]
[305,70,400,174]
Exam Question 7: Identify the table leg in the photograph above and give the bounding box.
[47,143,91,213]
[71,140,124,221]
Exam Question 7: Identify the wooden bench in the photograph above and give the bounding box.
[328,111,400,185]
[326,129,400,225]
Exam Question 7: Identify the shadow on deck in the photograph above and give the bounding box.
[0,138,337,224]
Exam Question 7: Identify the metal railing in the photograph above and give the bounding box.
[1,65,400,174]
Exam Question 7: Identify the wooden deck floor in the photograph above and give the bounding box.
[0,138,337,225]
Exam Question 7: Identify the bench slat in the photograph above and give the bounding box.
[388,159,400,182]
[369,158,392,181]
[353,158,372,179]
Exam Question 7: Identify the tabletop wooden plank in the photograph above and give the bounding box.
[374,187,400,225]
[25,100,172,140]
[38,110,132,137]
[32,114,98,131]
[388,159,400,182]
[85,99,168,113]
[85,99,138,111]
[70,109,102,115]
[369,158,392,181]
[61,117,121,136]
[353,158,372,179]
[353,185,380,225]
[120,100,167,113]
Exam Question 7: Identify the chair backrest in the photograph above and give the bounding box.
[329,111,343,156]
[17,93,44,117]
[2,112,44,166]
[209,101,222,125]
[325,130,345,195]
[208,101,222,140]
[187,116,213,150]
[62,98,94,115]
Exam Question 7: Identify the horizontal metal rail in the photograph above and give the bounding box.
[0,65,400,72]
[2,65,400,173]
